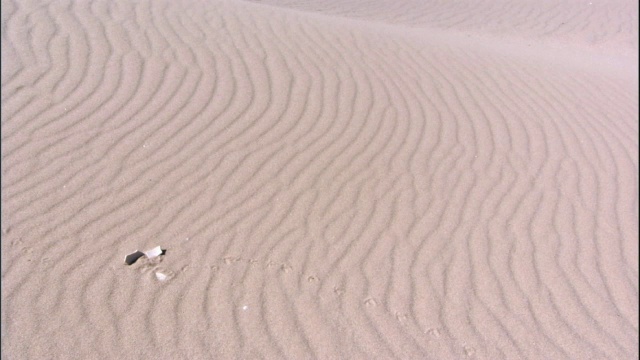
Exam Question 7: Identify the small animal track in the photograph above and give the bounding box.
[223,256,242,264]
[425,328,441,338]
[394,312,409,323]
[364,298,378,307]
[215,256,324,290]
[463,345,476,357]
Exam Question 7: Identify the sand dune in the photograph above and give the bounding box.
[252,0,639,56]
[1,0,638,359]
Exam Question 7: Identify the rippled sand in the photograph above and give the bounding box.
[2,0,638,358]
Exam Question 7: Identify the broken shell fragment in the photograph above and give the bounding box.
[124,251,145,265]
[124,246,165,265]
[155,272,168,281]
[144,246,163,259]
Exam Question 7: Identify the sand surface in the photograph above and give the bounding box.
[2,0,638,359]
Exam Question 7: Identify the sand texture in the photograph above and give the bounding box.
[2,0,638,359]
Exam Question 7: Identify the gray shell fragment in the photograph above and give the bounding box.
[124,251,145,265]
[124,246,165,265]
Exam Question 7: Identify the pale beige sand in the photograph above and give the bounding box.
[1,0,638,359]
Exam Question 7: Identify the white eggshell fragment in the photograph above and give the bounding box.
[144,246,163,259]
[155,272,168,281]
